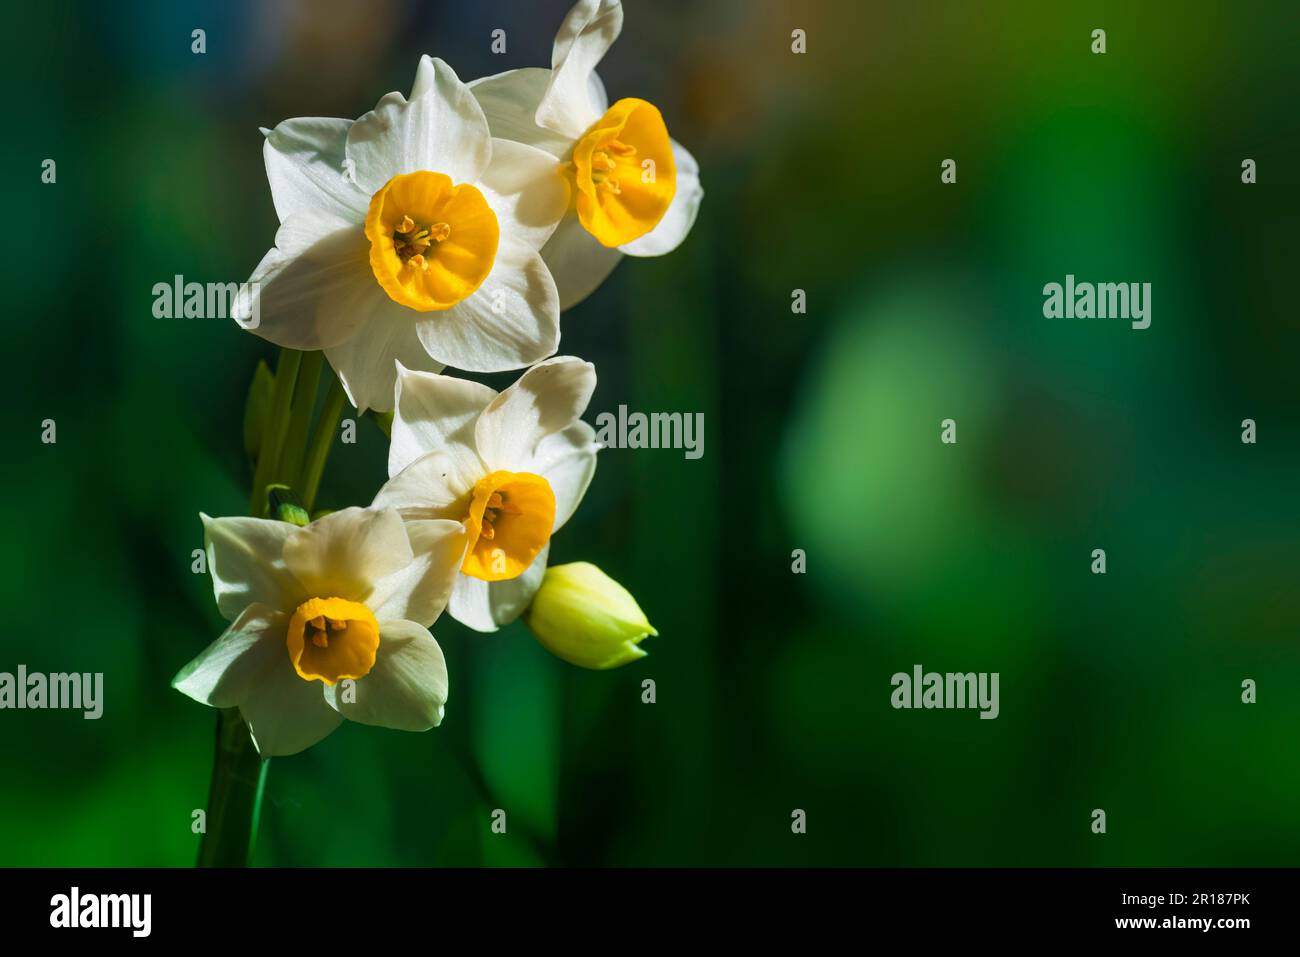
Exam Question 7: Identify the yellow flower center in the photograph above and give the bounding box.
[365,170,499,311]
[569,98,677,248]
[461,471,556,582]
[285,597,380,685]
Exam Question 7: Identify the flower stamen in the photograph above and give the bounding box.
[394,218,452,268]
[304,613,349,650]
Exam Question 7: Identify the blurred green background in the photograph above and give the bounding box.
[1,0,1297,866]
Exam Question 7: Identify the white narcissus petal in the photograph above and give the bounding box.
[346,58,492,193]
[446,545,551,633]
[537,0,624,139]
[621,139,703,257]
[487,542,551,626]
[262,117,368,224]
[586,68,610,118]
[528,421,599,533]
[202,515,302,621]
[239,655,341,757]
[475,356,596,470]
[283,507,413,603]
[323,299,446,414]
[478,138,571,251]
[325,619,448,731]
[172,603,288,708]
[367,519,468,626]
[469,68,575,159]
[246,211,378,351]
[372,449,481,520]
[540,212,624,310]
[470,67,610,158]
[408,53,440,98]
[389,364,496,476]
[417,238,560,373]
[447,572,497,633]
[175,606,343,756]
[249,209,420,358]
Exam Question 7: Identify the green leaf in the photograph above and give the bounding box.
[242,359,274,462]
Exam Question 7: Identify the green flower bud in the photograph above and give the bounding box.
[525,562,657,669]
[266,485,310,527]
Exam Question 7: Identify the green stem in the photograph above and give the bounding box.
[197,709,268,867]
[198,351,321,867]
[301,376,347,513]
[277,350,323,489]
[249,349,302,515]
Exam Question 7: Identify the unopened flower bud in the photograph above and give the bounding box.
[525,562,656,669]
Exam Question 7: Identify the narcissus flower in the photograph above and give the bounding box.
[247,57,571,410]
[525,562,656,669]
[373,358,598,632]
[468,0,704,308]
[173,507,465,756]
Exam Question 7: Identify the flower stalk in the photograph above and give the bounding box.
[203,346,316,865]
[278,349,324,488]
[197,709,268,867]
[249,348,303,514]
[302,377,346,513]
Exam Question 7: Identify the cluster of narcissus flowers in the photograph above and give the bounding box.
[175,0,685,756]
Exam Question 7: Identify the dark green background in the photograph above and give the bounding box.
[1,0,1297,865]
